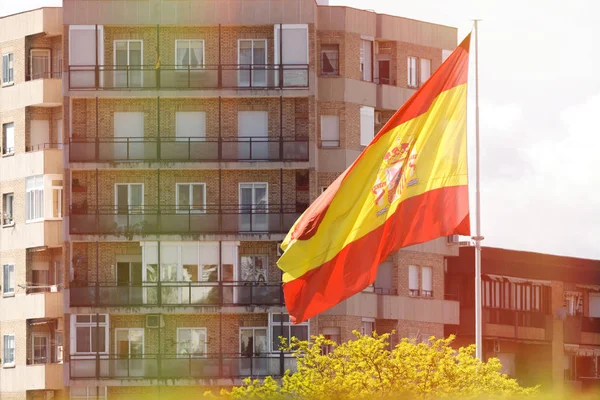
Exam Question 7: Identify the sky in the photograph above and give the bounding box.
[3,0,599,259]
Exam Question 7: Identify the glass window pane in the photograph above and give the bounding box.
[192,185,205,210]
[91,327,105,352]
[76,327,91,352]
[178,184,190,208]
[291,326,308,342]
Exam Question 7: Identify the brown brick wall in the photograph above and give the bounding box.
[0,38,26,85]
[0,248,27,296]
[1,108,26,155]
[0,319,27,365]
[396,250,445,300]
[396,41,443,90]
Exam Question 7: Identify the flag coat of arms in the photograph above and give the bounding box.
[277,34,472,323]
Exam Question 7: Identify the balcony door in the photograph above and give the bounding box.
[116,262,142,305]
[32,334,50,364]
[115,183,144,229]
[114,40,143,88]
[30,49,51,80]
[114,328,144,377]
[239,183,268,232]
[114,112,144,160]
[238,111,268,160]
[238,39,267,87]
[240,327,268,376]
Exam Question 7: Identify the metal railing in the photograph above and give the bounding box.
[484,307,547,328]
[69,353,297,379]
[69,281,284,307]
[1,146,15,155]
[582,317,600,333]
[26,143,63,152]
[69,204,302,235]
[68,64,309,90]
[69,137,308,162]
[27,56,63,80]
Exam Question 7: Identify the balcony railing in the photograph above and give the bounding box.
[70,281,284,307]
[582,317,600,333]
[69,204,301,235]
[27,56,63,80]
[484,308,547,329]
[69,353,297,380]
[68,64,309,90]
[26,143,63,152]
[69,137,309,162]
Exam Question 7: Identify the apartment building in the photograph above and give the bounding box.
[0,0,460,398]
[0,7,66,400]
[446,247,600,391]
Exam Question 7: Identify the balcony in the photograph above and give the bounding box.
[0,291,63,322]
[69,281,283,308]
[69,137,308,163]
[68,64,309,91]
[457,307,552,341]
[565,316,600,345]
[0,78,62,112]
[69,204,301,236]
[69,354,297,380]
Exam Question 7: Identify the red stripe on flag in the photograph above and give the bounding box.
[283,185,470,323]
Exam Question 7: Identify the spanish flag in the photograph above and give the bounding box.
[278,34,472,323]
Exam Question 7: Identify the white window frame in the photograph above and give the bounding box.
[421,266,433,298]
[26,175,44,222]
[176,327,207,358]
[30,49,51,79]
[2,264,15,296]
[2,122,15,156]
[320,115,340,148]
[72,314,109,355]
[420,58,431,85]
[70,387,108,400]
[359,106,375,146]
[237,39,268,87]
[176,183,206,214]
[361,317,375,336]
[408,265,434,298]
[114,328,144,356]
[113,39,143,88]
[32,333,51,364]
[2,192,14,226]
[239,327,269,355]
[114,183,144,208]
[407,56,418,88]
[3,334,15,366]
[2,53,14,86]
[268,313,309,353]
[175,39,205,69]
[590,292,600,318]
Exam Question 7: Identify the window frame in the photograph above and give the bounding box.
[320,44,339,76]
[407,56,418,88]
[320,115,340,148]
[176,327,208,358]
[32,333,51,364]
[3,334,15,367]
[175,39,205,70]
[70,387,108,400]
[420,58,431,85]
[408,265,434,298]
[269,313,309,353]
[2,192,14,226]
[361,317,375,336]
[2,264,15,297]
[176,183,207,214]
[72,314,109,355]
[2,122,15,156]
[2,53,14,86]
[26,175,45,222]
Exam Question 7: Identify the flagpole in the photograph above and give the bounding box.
[472,19,484,361]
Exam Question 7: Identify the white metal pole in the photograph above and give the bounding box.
[473,19,484,361]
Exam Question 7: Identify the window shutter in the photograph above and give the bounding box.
[359,106,374,146]
[420,58,431,84]
[320,115,339,146]
[421,266,432,292]
[408,265,419,290]
[176,112,206,139]
[589,293,600,318]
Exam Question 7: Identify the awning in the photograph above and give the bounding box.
[485,274,551,286]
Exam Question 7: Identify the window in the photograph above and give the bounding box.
[320,327,340,355]
[3,264,15,296]
[30,49,51,80]
[70,387,107,400]
[408,265,419,296]
[176,112,206,141]
[2,193,14,225]
[240,255,268,283]
[2,53,14,85]
[177,328,207,357]
[114,40,143,88]
[238,39,267,87]
[321,44,339,75]
[270,314,309,352]
[3,334,15,365]
[175,40,204,69]
[407,56,418,88]
[421,266,433,297]
[590,293,600,318]
[73,314,108,354]
[274,24,309,86]
[51,180,63,219]
[409,265,433,297]
[176,183,206,213]
[360,40,373,81]
[32,334,50,364]
[2,123,14,155]
[30,120,50,151]
[564,291,583,316]
[320,115,340,147]
[420,58,431,84]
[361,318,375,336]
[319,186,328,194]
[360,106,375,146]
[26,176,44,222]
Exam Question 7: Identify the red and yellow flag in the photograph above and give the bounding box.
[277,34,472,323]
